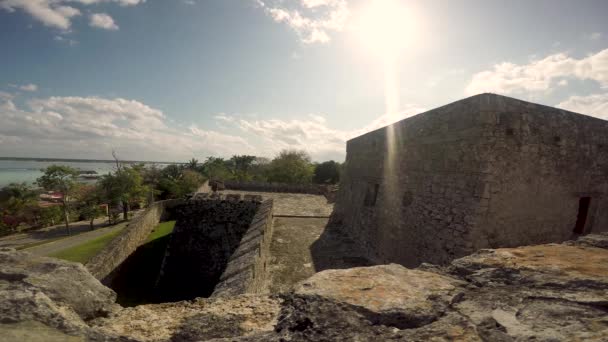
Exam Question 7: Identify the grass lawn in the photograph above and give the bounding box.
[49,228,124,264]
[146,220,175,242]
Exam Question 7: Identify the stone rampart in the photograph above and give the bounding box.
[155,197,270,301]
[86,199,183,282]
[212,199,274,297]
[223,180,326,195]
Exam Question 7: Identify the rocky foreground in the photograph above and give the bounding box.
[1,234,608,341]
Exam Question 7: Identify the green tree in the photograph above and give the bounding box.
[36,165,79,235]
[250,157,271,181]
[201,157,232,181]
[38,206,63,227]
[100,166,148,221]
[229,155,256,181]
[158,169,205,199]
[313,160,341,184]
[0,182,38,218]
[267,149,314,184]
[76,184,105,230]
[187,158,199,170]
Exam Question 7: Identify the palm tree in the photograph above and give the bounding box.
[187,158,199,170]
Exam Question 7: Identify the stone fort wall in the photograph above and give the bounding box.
[472,95,608,249]
[334,94,608,267]
[334,96,491,267]
[86,199,184,282]
[155,196,274,301]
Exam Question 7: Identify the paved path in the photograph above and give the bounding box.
[221,191,333,217]
[0,209,143,250]
[0,217,112,249]
[24,222,127,257]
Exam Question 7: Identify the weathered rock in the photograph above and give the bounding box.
[0,248,127,340]
[449,243,608,303]
[3,235,608,341]
[0,248,118,320]
[568,231,608,249]
[293,264,465,329]
[92,295,281,342]
[449,241,608,341]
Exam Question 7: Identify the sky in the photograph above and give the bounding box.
[0,0,607,162]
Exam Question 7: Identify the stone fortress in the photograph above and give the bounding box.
[333,93,608,266]
[2,93,608,341]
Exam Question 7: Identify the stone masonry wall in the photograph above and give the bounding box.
[334,96,491,267]
[334,93,608,268]
[471,95,608,249]
[86,199,183,282]
[155,197,263,301]
[212,199,274,297]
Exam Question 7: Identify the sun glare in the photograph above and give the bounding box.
[354,0,417,60]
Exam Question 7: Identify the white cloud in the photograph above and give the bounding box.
[54,35,78,45]
[0,1,81,29]
[89,13,118,30]
[0,91,13,100]
[0,91,425,161]
[0,94,253,161]
[215,105,425,161]
[466,48,608,95]
[19,83,38,91]
[257,0,349,44]
[0,0,144,30]
[557,93,608,120]
[585,32,602,41]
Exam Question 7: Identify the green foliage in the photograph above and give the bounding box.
[228,155,256,181]
[249,157,271,181]
[267,149,314,184]
[313,160,341,184]
[36,165,79,196]
[201,157,232,181]
[186,158,199,170]
[75,184,106,228]
[157,168,205,199]
[37,165,79,234]
[0,182,38,222]
[100,166,150,220]
[38,206,63,227]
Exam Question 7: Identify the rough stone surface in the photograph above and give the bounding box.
[294,264,464,329]
[333,93,608,267]
[156,199,261,300]
[0,248,128,340]
[0,248,118,320]
[213,200,274,297]
[92,295,281,342]
[3,235,608,341]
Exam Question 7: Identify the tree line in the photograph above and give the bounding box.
[0,149,341,235]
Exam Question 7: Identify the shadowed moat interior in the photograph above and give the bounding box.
[103,196,272,306]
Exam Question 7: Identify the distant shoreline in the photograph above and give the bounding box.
[0,157,182,164]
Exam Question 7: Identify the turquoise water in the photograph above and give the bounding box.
[0,160,116,188]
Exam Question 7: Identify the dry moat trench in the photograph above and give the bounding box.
[105,196,269,306]
[102,191,366,307]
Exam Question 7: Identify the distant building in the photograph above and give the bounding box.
[333,93,608,267]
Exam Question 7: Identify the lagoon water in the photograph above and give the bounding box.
[0,160,116,188]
